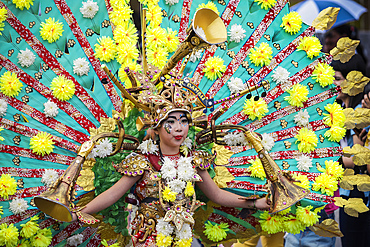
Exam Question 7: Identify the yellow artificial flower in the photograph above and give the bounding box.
[277,207,291,216]
[165,28,179,53]
[17,239,30,247]
[20,216,39,238]
[113,22,138,45]
[12,0,34,10]
[203,56,226,81]
[243,97,268,120]
[50,75,75,101]
[0,7,7,35]
[259,211,284,234]
[0,174,17,199]
[197,2,219,15]
[110,0,130,6]
[254,0,276,10]
[296,205,320,227]
[156,233,172,247]
[311,173,338,196]
[30,228,52,247]
[0,71,23,97]
[281,11,302,35]
[162,186,177,202]
[30,132,55,156]
[116,43,139,65]
[293,173,311,190]
[311,62,335,87]
[294,128,318,153]
[146,3,163,28]
[284,83,308,107]
[0,205,3,216]
[147,47,169,69]
[176,238,193,247]
[203,221,229,242]
[297,36,322,59]
[184,182,195,197]
[0,223,19,247]
[118,62,142,88]
[101,239,120,247]
[0,127,4,141]
[94,36,117,62]
[324,125,346,142]
[146,27,167,49]
[247,158,266,180]
[139,0,159,5]
[318,160,344,180]
[323,102,345,127]
[283,215,304,234]
[249,42,273,67]
[109,3,133,26]
[39,17,64,43]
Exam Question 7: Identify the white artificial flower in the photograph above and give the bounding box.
[271,66,290,84]
[261,133,275,151]
[227,77,246,94]
[160,157,177,180]
[189,50,203,63]
[73,57,90,76]
[294,109,310,127]
[195,26,207,42]
[177,156,192,169]
[176,223,192,240]
[138,139,159,154]
[87,147,98,159]
[165,0,179,5]
[224,131,249,146]
[228,24,246,43]
[80,0,99,19]
[235,132,249,146]
[43,100,59,118]
[181,137,192,150]
[177,165,195,181]
[295,154,313,172]
[168,179,186,193]
[17,48,36,68]
[156,218,174,236]
[41,169,59,187]
[67,234,84,247]
[95,138,113,158]
[9,198,28,215]
[0,98,7,117]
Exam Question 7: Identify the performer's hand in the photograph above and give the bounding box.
[255,198,270,211]
[71,212,77,222]
[359,128,368,143]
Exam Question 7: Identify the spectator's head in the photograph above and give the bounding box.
[323,24,358,53]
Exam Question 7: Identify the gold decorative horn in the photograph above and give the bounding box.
[156,8,227,83]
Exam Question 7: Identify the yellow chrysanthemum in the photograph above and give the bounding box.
[311,62,335,87]
[30,228,52,247]
[30,132,55,156]
[247,158,266,180]
[156,233,172,247]
[283,215,304,234]
[110,0,130,6]
[0,174,17,199]
[20,216,39,238]
[118,62,142,88]
[249,42,273,67]
[147,47,169,69]
[281,11,302,35]
[39,17,64,43]
[293,173,311,190]
[0,7,7,35]
[184,182,195,197]
[296,205,320,227]
[113,22,138,45]
[284,83,308,107]
[18,239,30,247]
[243,97,268,120]
[116,43,139,65]
[0,205,3,215]
[277,207,291,216]
[0,223,19,247]
[297,36,322,59]
[294,128,318,153]
[94,36,117,62]
[197,2,219,15]
[109,3,133,26]
[318,160,344,180]
[203,221,229,242]
[50,75,75,101]
[311,173,338,196]
[0,127,4,141]
[203,56,226,81]
[254,0,276,10]
[146,27,167,49]
[165,28,179,53]
[324,125,346,142]
[12,0,34,10]
[177,238,192,247]
[146,3,163,28]
[162,186,177,202]
[323,102,345,127]
[259,211,284,234]
[139,0,159,5]
[0,71,23,97]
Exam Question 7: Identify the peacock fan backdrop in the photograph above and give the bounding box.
[0,0,345,246]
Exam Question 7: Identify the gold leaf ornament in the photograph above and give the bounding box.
[339,169,370,191]
[212,144,234,166]
[309,218,343,237]
[343,144,370,166]
[312,7,339,31]
[344,108,370,129]
[341,71,370,96]
[335,197,369,217]
[213,166,235,188]
[330,37,360,63]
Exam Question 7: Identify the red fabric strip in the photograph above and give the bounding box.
[0,167,64,178]
[0,209,39,224]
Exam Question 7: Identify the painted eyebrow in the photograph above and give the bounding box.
[167,116,188,120]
